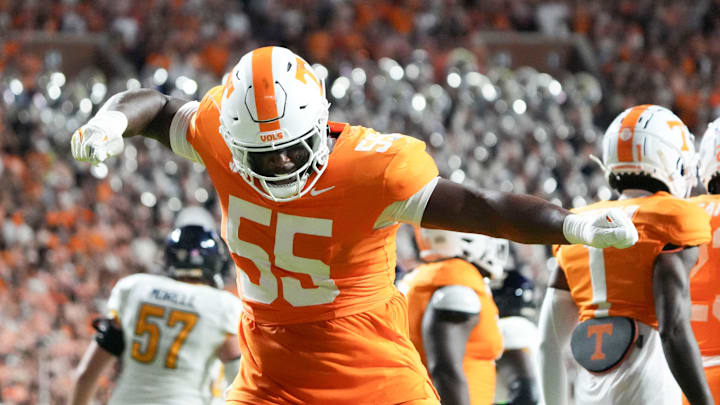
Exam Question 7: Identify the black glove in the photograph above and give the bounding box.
[92,317,125,356]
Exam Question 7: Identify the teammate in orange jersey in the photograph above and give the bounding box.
[401,229,509,405]
[70,46,638,404]
[538,104,714,405]
[686,118,720,405]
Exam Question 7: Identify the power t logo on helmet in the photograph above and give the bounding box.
[219,46,330,202]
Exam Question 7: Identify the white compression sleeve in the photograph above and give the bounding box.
[537,288,578,405]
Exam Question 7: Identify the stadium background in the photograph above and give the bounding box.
[1,0,719,403]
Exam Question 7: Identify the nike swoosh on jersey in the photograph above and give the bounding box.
[310,186,336,196]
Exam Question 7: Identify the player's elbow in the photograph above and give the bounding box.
[657,320,687,343]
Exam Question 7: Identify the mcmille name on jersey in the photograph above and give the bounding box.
[150,288,196,309]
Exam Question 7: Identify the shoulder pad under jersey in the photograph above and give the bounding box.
[429,285,481,314]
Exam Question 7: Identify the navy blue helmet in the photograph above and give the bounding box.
[164,225,229,288]
[492,270,536,319]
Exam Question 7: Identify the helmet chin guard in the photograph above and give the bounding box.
[219,46,330,202]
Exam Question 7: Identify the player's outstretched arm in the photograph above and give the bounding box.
[653,247,715,405]
[68,341,116,405]
[421,179,638,248]
[71,89,190,164]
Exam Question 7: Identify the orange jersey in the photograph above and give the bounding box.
[554,192,710,328]
[229,290,438,404]
[186,86,438,325]
[405,259,503,405]
[688,194,720,357]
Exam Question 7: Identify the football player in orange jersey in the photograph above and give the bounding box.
[401,229,508,405]
[70,46,638,404]
[538,104,714,405]
[686,118,720,405]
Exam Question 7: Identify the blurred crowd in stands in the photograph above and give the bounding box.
[2,0,720,403]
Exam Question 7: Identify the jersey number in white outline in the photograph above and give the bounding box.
[226,195,339,306]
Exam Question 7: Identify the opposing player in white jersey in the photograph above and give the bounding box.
[69,223,243,405]
[492,270,540,405]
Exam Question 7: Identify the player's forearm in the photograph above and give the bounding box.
[69,341,115,405]
[98,89,175,148]
[428,367,471,405]
[660,329,713,405]
[654,250,712,404]
[423,184,568,244]
[657,300,713,405]
[473,189,569,244]
[68,382,97,405]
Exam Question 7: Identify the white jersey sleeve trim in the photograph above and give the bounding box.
[429,285,481,313]
[373,176,439,229]
[499,316,538,350]
[169,101,203,164]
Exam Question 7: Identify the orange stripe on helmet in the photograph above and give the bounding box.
[617,104,651,162]
[251,47,281,133]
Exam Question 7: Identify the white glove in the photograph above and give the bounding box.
[71,110,128,165]
[563,208,639,249]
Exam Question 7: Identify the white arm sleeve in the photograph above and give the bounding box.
[428,285,481,314]
[537,288,578,405]
[373,177,439,229]
[169,101,203,164]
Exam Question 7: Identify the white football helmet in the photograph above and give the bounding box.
[698,118,720,192]
[415,228,509,279]
[219,46,330,202]
[598,104,697,198]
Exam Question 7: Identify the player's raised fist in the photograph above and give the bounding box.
[71,110,128,165]
[563,208,639,249]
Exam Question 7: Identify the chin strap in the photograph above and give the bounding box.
[588,154,608,175]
